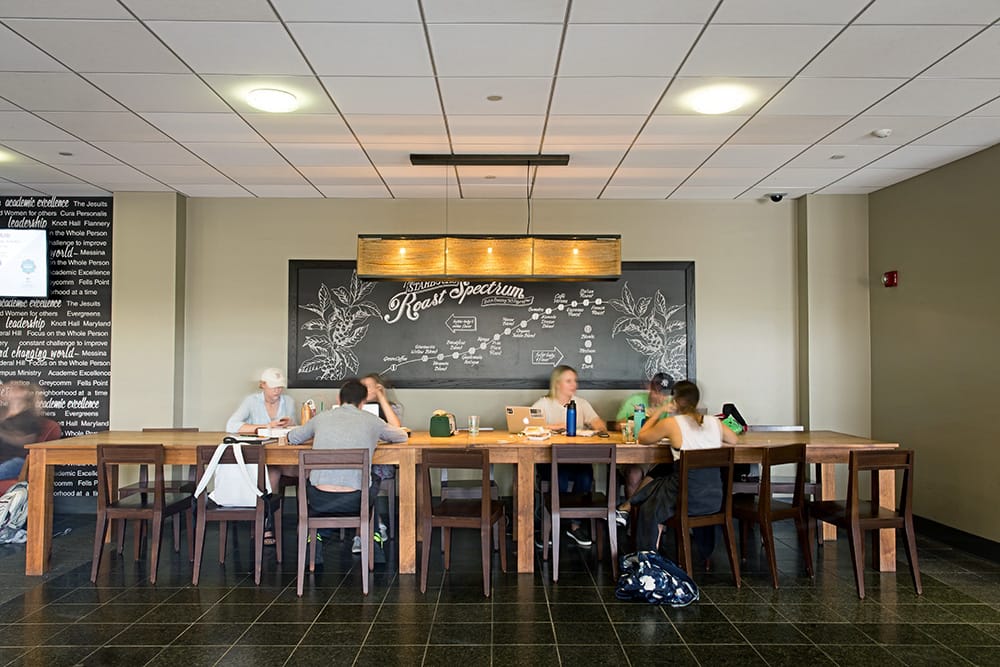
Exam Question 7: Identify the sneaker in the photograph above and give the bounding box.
[352,535,362,554]
[566,525,593,548]
[615,509,629,527]
[378,525,389,542]
[533,537,552,550]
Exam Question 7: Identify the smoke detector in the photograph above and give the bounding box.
[871,128,893,139]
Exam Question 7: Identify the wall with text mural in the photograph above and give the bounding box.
[1,195,112,512]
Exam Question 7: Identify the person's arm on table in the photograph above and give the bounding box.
[638,413,682,452]
[226,395,290,434]
[580,400,607,432]
[287,420,316,446]
[720,420,740,445]
[379,423,409,444]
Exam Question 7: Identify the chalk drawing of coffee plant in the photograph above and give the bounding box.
[610,281,687,381]
[298,271,381,381]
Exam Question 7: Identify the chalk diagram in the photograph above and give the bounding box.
[297,271,381,381]
[609,282,687,381]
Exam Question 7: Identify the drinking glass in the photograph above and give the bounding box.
[468,415,480,436]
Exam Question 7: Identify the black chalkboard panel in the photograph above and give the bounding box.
[287,261,694,389]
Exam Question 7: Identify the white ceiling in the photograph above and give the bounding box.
[0,0,997,200]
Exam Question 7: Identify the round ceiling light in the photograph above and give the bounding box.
[684,84,753,115]
[0,150,13,162]
[246,88,299,113]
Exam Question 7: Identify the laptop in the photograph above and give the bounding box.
[505,406,546,433]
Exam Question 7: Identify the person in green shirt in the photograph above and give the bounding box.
[616,373,674,513]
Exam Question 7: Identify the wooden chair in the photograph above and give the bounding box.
[91,445,193,585]
[665,447,741,587]
[420,449,507,597]
[192,444,280,586]
[542,445,618,583]
[733,443,814,588]
[296,449,375,597]
[810,449,921,600]
[440,468,500,551]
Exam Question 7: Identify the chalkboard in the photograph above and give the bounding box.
[288,261,694,389]
[1,195,112,511]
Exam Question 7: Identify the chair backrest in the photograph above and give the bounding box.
[747,425,805,432]
[676,447,734,518]
[195,443,269,501]
[421,449,490,521]
[550,445,617,513]
[846,449,914,517]
[143,427,199,432]
[297,449,371,518]
[759,443,807,510]
[96,444,164,511]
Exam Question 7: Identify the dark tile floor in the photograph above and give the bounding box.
[0,508,997,666]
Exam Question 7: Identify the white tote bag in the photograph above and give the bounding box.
[193,441,271,508]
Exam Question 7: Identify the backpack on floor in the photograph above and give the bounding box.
[615,550,700,607]
[0,481,29,543]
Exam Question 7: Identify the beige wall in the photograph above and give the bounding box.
[870,144,1000,541]
[180,198,799,431]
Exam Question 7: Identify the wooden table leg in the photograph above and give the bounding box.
[26,449,54,575]
[820,463,838,541]
[878,469,897,572]
[516,449,535,574]
[396,448,417,575]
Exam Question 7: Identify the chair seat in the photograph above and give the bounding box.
[111,491,192,511]
[120,480,195,495]
[811,500,903,524]
[543,492,609,512]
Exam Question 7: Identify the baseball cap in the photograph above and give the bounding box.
[260,368,287,388]
[651,372,674,390]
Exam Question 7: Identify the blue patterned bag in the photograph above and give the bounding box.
[615,551,700,607]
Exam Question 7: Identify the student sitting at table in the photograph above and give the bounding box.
[615,372,674,513]
[226,367,297,546]
[626,380,739,564]
[288,378,408,562]
[532,365,607,548]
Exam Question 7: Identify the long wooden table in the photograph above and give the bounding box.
[26,429,899,577]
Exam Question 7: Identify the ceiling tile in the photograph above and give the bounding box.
[761,78,905,116]
[869,145,983,170]
[346,115,449,145]
[22,182,112,195]
[866,78,1000,117]
[85,73,229,112]
[542,115,646,145]
[532,184,604,199]
[681,25,840,77]
[785,144,896,169]
[6,19,187,73]
[924,26,1000,78]
[550,77,668,115]
[757,167,855,189]
[273,143,371,168]
[438,77,551,115]
[656,77,788,116]
[140,112,260,142]
[429,24,562,77]
[174,183,251,197]
[94,141,204,166]
[317,184,392,198]
[461,184,532,198]
[390,185,452,198]
[366,145,452,168]
[683,167,773,187]
[914,116,1000,146]
[814,185,881,195]
[121,0,278,21]
[147,21,309,75]
[297,165,384,185]
[539,144,627,168]
[609,167,690,187]
[737,186,814,200]
[600,185,672,199]
[220,164,305,185]
[58,163,160,183]
[857,0,1000,25]
[804,26,981,77]
[455,165,531,183]
[0,162,85,183]
[668,185,746,199]
[570,0,715,23]
[534,165,615,185]
[637,115,747,145]
[103,182,176,192]
[185,142,286,166]
[729,115,850,144]
[271,0,420,22]
[144,165,234,184]
[0,24,65,71]
[0,99,15,110]
[289,23,432,76]
[820,115,953,145]
[702,145,808,169]
[0,140,121,165]
[559,24,700,77]
[454,141,541,153]
[321,77,441,115]
[447,115,545,146]
[378,165,452,185]
[38,111,169,141]
[423,1,566,23]
[621,144,717,169]
[243,113,355,143]
[0,1,130,19]
[0,180,44,195]
[713,0,871,24]
[0,111,75,140]
[246,184,321,197]
[0,72,123,111]
[204,74,336,114]
[833,168,924,187]
[969,97,1000,116]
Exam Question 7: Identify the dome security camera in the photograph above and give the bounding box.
[767,193,787,203]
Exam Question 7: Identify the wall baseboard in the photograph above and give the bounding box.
[914,515,1000,563]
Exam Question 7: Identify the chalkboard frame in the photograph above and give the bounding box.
[287,260,695,390]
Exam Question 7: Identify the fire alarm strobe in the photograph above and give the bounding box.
[882,270,898,287]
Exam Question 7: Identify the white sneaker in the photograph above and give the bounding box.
[352,536,362,554]
[378,526,389,542]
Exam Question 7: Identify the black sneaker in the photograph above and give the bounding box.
[534,537,552,550]
[566,525,593,548]
[615,509,629,527]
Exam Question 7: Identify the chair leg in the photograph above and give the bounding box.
[369,516,375,573]
[443,527,452,570]
[722,519,742,589]
[542,508,551,562]
[847,522,866,599]
[361,518,371,596]
[607,516,619,581]
[186,508,195,563]
[192,511,206,586]
[274,501,283,565]
[420,517,432,594]
[759,519,779,589]
[309,528,317,573]
[116,519,126,556]
[297,519,308,597]
[481,524,491,598]
[498,513,508,573]
[551,510,561,583]
[148,512,164,585]
[595,519,605,561]
[795,511,814,578]
[253,511,265,585]
[218,521,228,564]
[91,512,109,583]
[388,477,396,539]
[677,521,693,576]
[173,514,181,553]
[903,516,922,595]
[133,519,144,561]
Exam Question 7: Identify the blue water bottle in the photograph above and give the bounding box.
[633,403,645,435]
[565,400,577,437]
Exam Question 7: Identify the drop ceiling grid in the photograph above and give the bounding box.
[0,0,996,198]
